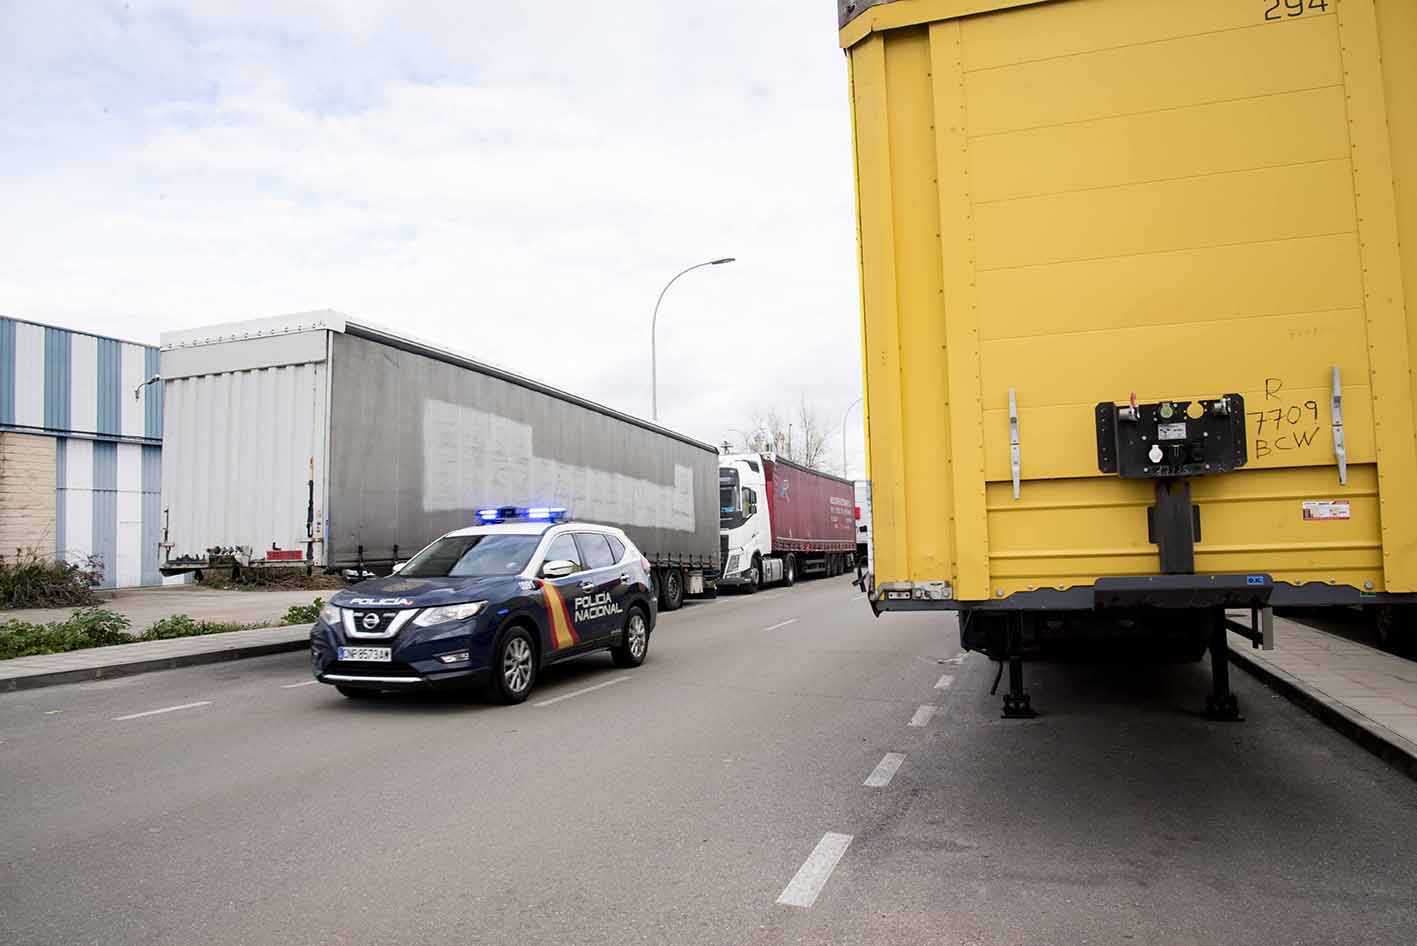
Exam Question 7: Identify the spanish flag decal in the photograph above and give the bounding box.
[542,582,580,650]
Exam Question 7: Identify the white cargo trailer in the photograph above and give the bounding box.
[158,311,719,609]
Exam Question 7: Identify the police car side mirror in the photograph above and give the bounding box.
[391,561,406,574]
[541,559,577,579]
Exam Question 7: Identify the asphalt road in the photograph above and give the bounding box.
[2,576,1414,946]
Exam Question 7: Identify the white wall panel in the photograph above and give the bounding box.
[120,343,146,439]
[61,438,93,565]
[12,321,45,428]
[116,443,142,587]
[69,333,98,434]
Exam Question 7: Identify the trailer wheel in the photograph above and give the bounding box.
[659,567,685,611]
[1376,605,1416,656]
[783,554,796,587]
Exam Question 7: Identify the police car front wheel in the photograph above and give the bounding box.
[493,628,537,704]
[612,609,650,668]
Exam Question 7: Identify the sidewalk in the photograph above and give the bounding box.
[0,623,311,691]
[1228,614,1417,779]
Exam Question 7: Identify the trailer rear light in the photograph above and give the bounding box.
[855,506,861,520]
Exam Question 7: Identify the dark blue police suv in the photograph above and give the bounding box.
[311,508,657,704]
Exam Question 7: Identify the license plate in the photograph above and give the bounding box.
[338,646,391,662]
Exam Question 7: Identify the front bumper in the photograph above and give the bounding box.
[310,615,494,690]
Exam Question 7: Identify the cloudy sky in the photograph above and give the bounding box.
[1,1,867,475]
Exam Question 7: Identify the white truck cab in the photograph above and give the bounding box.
[719,454,780,591]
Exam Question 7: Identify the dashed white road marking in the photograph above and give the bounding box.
[777,832,853,908]
[934,674,954,690]
[944,653,966,665]
[281,680,319,689]
[909,704,938,727]
[863,752,905,788]
[533,677,628,707]
[112,701,212,722]
[763,618,799,631]
[43,709,63,715]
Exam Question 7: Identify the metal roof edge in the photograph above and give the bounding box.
[160,310,348,350]
[0,313,159,351]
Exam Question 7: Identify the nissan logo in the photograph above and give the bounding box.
[361,613,381,631]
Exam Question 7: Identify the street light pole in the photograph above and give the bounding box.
[842,396,863,478]
[652,257,735,422]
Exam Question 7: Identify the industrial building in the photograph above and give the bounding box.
[0,316,164,588]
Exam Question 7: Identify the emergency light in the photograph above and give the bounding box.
[475,505,569,524]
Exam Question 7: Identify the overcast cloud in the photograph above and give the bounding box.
[0,0,867,475]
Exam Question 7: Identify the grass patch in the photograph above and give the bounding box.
[0,597,328,660]
[0,550,102,609]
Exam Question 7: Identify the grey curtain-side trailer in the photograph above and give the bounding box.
[157,311,719,610]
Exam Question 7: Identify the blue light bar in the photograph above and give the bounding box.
[474,505,569,524]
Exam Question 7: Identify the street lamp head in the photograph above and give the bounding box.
[711,257,736,265]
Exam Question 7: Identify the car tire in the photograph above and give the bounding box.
[336,685,377,700]
[783,554,796,587]
[612,607,651,668]
[659,567,684,611]
[492,626,537,704]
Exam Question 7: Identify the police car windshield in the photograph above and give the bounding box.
[399,534,541,578]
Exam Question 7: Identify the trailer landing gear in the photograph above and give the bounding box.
[1204,608,1242,721]
[1001,615,1036,719]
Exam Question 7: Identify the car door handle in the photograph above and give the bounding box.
[579,581,595,592]
[618,573,630,584]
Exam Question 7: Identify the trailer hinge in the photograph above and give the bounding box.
[1331,365,1347,487]
[1008,388,1021,500]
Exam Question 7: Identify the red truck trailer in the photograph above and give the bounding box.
[718,452,856,590]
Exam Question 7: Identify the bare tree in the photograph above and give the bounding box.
[733,395,833,471]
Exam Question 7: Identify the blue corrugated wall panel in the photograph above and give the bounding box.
[43,327,70,432]
[97,337,122,436]
[144,346,163,439]
[141,444,162,585]
[0,317,14,426]
[93,441,118,589]
[55,439,66,560]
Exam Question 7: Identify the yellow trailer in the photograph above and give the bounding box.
[839,0,1417,716]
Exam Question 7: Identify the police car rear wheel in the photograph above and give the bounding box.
[493,629,536,704]
[612,609,650,668]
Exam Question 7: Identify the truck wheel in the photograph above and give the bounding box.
[745,555,762,594]
[783,554,796,587]
[612,607,650,668]
[1376,605,1415,656]
[659,568,684,611]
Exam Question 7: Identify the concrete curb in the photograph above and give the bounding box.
[0,637,310,692]
[1229,646,1417,782]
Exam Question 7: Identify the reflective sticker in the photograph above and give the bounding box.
[1246,576,1265,586]
[1157,422,1188,441]
[1302,500,1351,521]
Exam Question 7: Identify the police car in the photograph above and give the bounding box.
[311,507,656,704]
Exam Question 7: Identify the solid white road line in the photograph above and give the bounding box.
[112,701,213,722]
[934,673,954,690]
[763,618,799,631]
[777,832,854,908]
[863,752,905,788]
[281,680,319,689]
[533,677,628,707]
[909,704,938,727]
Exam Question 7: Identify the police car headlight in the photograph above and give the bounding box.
[413,601,486,627]
[318,602,342,626]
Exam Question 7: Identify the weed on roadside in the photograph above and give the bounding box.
[0,550,102,609]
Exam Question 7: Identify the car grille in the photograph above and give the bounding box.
[325,660,421,679]
[348,610,402,637]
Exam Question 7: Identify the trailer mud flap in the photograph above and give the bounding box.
[1094,575,1272,610]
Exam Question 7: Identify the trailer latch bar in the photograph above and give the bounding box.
[1008,388,1021,500]
[1331,365,1347,487]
